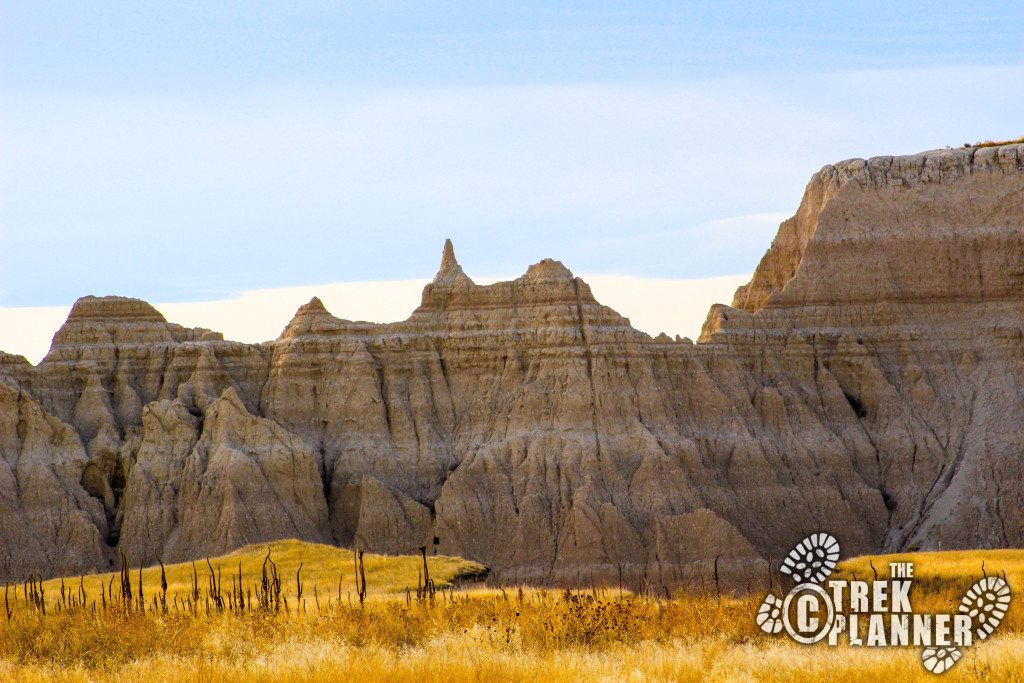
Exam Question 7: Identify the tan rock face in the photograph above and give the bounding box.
[1,143,1022,585]
[706,143,1024,554]
[0,376,108,577]
[117,388,332,564]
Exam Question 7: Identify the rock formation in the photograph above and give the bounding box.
[1,144,1022,587]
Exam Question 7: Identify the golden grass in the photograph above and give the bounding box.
[1,544,1022,681]
[0,597,1021,682]
[2,626,1023,682]
[963,136,1024,148]
[28,539,487,612]
[840,548,1024,586]
[836,549,1024,633]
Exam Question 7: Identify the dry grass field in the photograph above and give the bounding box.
[28,539,489,611]
[0,542,1022,681]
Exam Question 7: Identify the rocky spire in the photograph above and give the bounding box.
[441,239,458,270]
[433,239,473,285]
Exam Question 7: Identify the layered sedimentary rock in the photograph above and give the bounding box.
[1,143,1022,585]
[0,375,107,578]
[707,143,1024,554]
[118,388,331,564]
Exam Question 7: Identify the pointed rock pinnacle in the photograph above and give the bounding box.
[433,239,472,284]
[441,239,458,271]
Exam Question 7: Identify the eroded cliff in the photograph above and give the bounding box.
[1,143,1022,586]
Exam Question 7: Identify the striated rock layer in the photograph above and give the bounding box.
[2,143,1023,586]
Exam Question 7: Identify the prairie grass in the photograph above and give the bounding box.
[963,136,1024,148]
[25,539,486,615]
[0,543,1021,681]
[836,549,1024,633]
[840,548,1024,586]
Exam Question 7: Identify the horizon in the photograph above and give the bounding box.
[0,239,752,364]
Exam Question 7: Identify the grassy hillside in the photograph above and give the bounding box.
[834,548,1024,637]
[838,548,1024,586]
[29,539,488,611]
[963,136,1024,148]
[1,546,1021,681]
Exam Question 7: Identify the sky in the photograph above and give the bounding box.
[2,2,1024,362]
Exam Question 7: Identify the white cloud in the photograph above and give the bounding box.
[581,273,750,339]
[0,273,750,365]
[158,279,433,344]
[0,306,73,365]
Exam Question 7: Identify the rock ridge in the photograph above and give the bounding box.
[2,141,1023,586]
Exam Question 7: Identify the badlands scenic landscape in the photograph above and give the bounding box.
[4,142,1024,583]
[0,141,1023,680]
[7,2,1024,680]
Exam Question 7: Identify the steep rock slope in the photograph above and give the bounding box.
[1,142,1021,584]
[705,144,1024,553]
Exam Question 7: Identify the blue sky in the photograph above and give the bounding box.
[6,3,1024,88]
[2,2,1024,307]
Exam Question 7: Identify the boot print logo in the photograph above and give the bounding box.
[756,533,1012,675]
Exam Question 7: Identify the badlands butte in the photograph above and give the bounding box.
[1,142,1023,588]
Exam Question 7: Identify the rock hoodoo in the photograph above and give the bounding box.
[1,143,1022,586]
